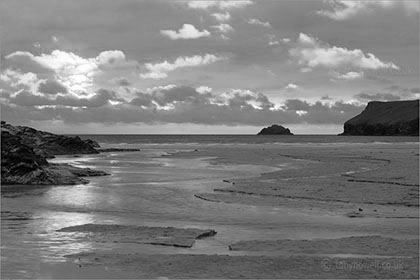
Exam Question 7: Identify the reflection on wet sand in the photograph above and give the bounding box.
[1,142,419,278]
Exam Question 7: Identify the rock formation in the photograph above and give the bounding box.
[257,124,293,135]
[340,100,419,136]
[1,121,107,185]
[1,121,99,158]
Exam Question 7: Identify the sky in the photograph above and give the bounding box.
[0,0,419,134]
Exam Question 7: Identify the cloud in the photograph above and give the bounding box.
[290,33,399,70]
[354,92,401,101]
[96,50,127,67]
[411,88,420,94]
[187,0,253,10]
[285,83,299,90]
[212,12,231,22]
[354,85,420,101]
[196,86,212,94]
[247,18,271,28]
[2,84,365,126]
[4,51,54,75]
[212,23,234,33]
[331,71,364,80]
[7,88,119,108]
[318,0,420,20]
[4,49,133,95]
[140,54,225,79]
[38,79,68,94]
[115,77,131,87]
[160,24,210,40]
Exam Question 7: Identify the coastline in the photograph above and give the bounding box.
[1,139,419,279]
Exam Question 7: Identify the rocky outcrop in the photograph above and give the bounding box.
[257,124,293,135]
[1,122,107,185]
[1,121,99,158]
[340,100,419,136]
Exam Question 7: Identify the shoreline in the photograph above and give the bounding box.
[2,141,419,279]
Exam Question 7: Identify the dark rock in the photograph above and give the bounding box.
[1,122,107,185]
[340,100,419,136]
[257,124,294,135]
[1,121,100,156]
[1,131,48,184]
[83,139,100,148]
[38,135,99,155]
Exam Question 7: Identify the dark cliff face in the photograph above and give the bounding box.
[258,124,293,135]
[340,100,419,136]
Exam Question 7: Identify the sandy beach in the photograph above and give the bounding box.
[3,140,417,279]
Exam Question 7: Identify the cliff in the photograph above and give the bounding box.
[340,100,419,136]
[257,124,293,135]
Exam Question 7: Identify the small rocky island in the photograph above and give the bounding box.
[257,124,294,135]
[340,100,419,136]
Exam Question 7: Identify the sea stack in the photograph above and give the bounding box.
[340,100,419,136]
[257,124,294,135]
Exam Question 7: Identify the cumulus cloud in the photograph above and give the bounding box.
[212,12,231,22]
[140,54,225,79]
[160,24,210,40]
[247,18,271,28]
[290,33,399,70]
[212,23,234,34]
[331,71,364,80]
[187,0,253,10]
[318,0,420,20]
[4,49,133,95]
[4,51,54,75]
[285,83,299,90]
[96,50,127,67]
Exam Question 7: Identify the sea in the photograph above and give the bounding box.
[1,135,418,278]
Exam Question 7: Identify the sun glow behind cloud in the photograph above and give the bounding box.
[0,0,418,134]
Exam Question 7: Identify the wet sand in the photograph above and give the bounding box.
[1,141,419,278]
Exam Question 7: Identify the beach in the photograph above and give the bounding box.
[1,136,419,279]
